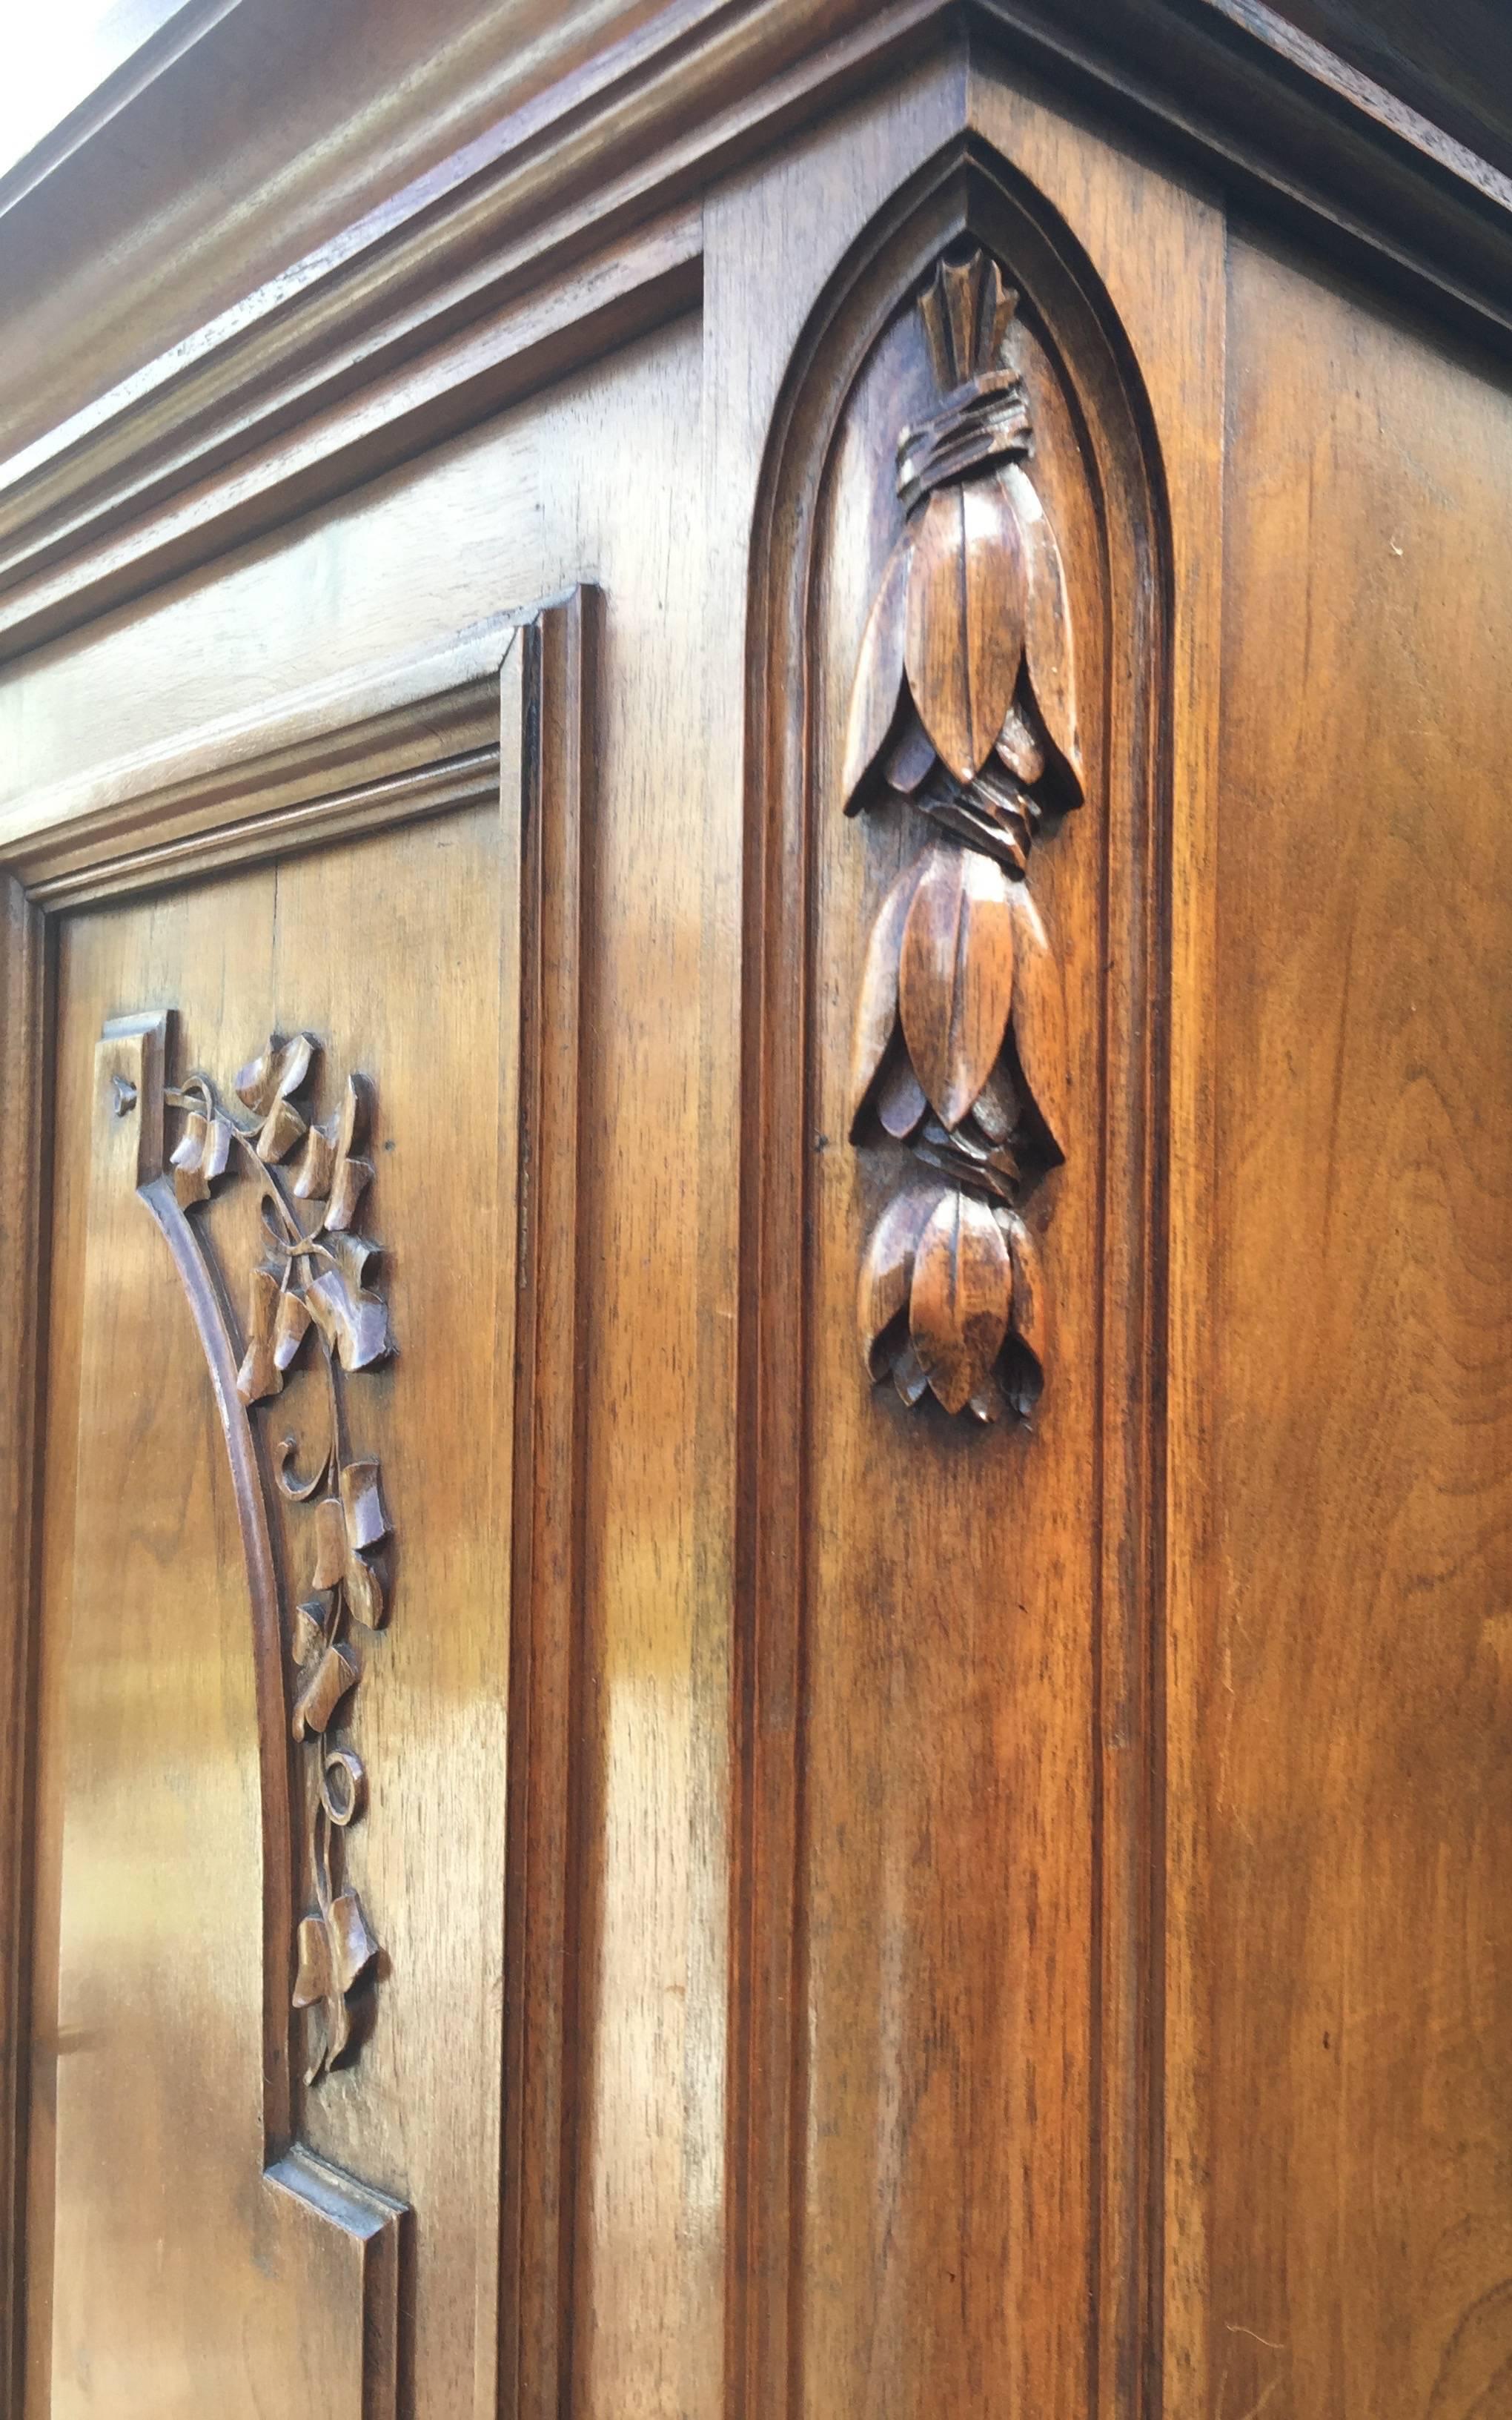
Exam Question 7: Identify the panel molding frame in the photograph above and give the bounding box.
[0,589,600,2414]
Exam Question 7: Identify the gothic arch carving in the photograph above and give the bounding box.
[732,137,1172,2413]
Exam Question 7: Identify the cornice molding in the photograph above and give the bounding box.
[1,0,1509,667]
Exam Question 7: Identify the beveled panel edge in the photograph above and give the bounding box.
[0,615,517,901]
[0,879,50,2414]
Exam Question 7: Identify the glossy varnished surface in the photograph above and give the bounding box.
[1198,235,1512,2417]
[4,7,1512,2415]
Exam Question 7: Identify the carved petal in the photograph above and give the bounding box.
[1007,879,1070,1158]
[904,478,1024,783]
[344,1556,388,1632]
[849,856,924,1136]
[856,1186,938,1381]
[1001,1209,1050,1370]
[898,842,1015,1129]
[874,1051,927,1140]
[1002,464,1082,795]
[883,711,937,796]
[291,1641,358,1740]
[235,1267,282,1405]
[235,1032,316,1117]
[908,1188,1012,1415]
[840,529,912,810]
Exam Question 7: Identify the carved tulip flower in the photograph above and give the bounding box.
[839,258,1084,864]
[840,246,1084,1424]
[857,1180,1047,1421]
[849,839,1068,1174]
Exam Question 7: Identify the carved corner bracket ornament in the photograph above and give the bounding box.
[842,249,1083,1423]
[112,1011,394,2083]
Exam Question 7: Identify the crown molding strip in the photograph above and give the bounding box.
[1,617,516,896]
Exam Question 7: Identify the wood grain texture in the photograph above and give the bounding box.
[1185,231,1512,2420]
[734,137,1168,2420]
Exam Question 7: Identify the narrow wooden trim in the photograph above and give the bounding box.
[0,876,50,2411]
[498,589,600,2419]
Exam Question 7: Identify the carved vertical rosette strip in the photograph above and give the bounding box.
[843,250,1082,1421]
[167,1029,394,2080]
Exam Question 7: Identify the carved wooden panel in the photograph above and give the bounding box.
[21,595,598,2416]
[734,152,1167,2419]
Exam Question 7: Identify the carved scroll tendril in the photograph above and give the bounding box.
[842,250,1082,1422]
[168,1033,394,2079]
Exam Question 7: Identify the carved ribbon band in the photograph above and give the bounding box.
[842,249,1083,1421]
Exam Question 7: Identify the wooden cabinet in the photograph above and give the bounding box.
[1,7,1509,2413]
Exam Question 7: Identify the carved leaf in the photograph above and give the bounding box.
[291,1595,331,1666]
[995,698,1045,787]
[1001,1209,1049,1371]
[908,1188,1012,1415]
[1007,879,1070,1159]
[898,842,1015,1130]
[291,1640,358,1741]
[170,1109,233,1209]
[272,1288,311,1372]
[235,1032,316,1117]
[307,1266,393,1374]
[340,1457,390,1553]
[254,1097,307,1163]
[294,1074,372,1231]
[856,1186,938,1381]
[840,529,912,810]
[849,856,924,1136]
[312,1480,388,1630]
[903,477,1024,783]
[1002,464,1082,796]
[235,1267,283,1405]
[293,1891,377,2080]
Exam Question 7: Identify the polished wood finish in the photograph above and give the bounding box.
[2,5,1511,2415]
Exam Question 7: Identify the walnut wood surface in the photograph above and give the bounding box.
[0,12,1510,2418]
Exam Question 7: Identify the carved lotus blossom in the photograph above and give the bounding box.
[841,245,1082,1422]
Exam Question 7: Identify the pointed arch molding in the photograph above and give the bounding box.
[733,142,1171,2413]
